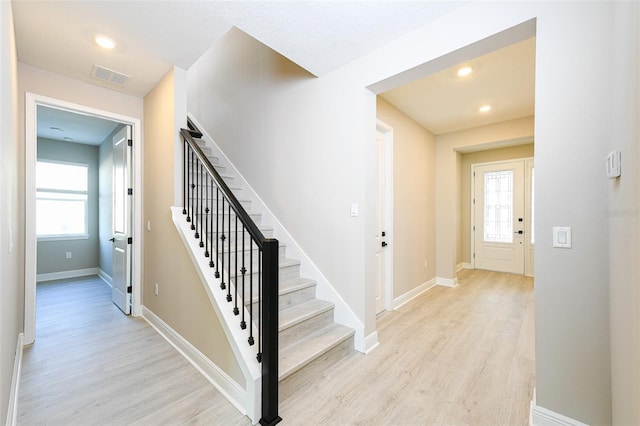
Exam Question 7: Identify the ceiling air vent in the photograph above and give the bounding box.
[90,64,129,86]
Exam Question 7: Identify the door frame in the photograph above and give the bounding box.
[375,120,394,312]
[24,92,142,344]
[470,157,534,275]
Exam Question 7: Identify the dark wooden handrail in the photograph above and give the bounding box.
[180,120,281,426]
[180,127,267,248]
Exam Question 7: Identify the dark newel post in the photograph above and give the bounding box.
[260,238,281,426]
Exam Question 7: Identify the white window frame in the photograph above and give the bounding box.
[36,159,90,241]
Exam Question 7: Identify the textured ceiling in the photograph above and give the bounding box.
[13,1,534,139]
[12,0,465,97]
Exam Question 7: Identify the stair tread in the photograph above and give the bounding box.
[279,323,354,380]
[280,277,316,294]
[279,299,333,332]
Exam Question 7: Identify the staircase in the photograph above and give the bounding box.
[178,123,355,423]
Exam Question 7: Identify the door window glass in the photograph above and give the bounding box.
[484,170,513,243]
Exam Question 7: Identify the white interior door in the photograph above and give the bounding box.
[375,130,386,314]
[112,126,132,314]
[473,160,526,275]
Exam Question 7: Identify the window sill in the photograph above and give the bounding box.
[37,234,90,242]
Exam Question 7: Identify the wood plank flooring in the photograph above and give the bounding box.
[17,276,247,426]
[18,269,534,425]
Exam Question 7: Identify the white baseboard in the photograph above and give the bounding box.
[436,276,459,288]
[6,333,24,426]
[36,267,99,282]
[456,262,472,272]
[98,269,113,287]
[362,331,380,354]
[531,405,589,426]
[141,306,247,418]
[393,278,436,310]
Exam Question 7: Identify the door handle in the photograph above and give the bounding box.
[109,237,116,242]
[381,241,388,247]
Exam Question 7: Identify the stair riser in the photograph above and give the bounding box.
[206,231,275,243]
[246,284,317,313]
[190,211,262,226]
[215,247,287,268]
[189,171,234,184]
[279,335,354,389]
[279,309,334,349]
[186,184,243,196]
[216,263,300,295]
[278,286,316,311]
[239,263,300,286]
[188,160,224,171]
[187,198,252,211]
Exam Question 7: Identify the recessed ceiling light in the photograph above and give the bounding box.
[457,66,473,77]
[479,105,492,113]
[49,126,64,132]
[95,35,116,49]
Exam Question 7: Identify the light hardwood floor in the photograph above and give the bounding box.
[18,269,534,425]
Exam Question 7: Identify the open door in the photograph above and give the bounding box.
[112,125,132,314]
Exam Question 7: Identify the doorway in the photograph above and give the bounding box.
[24,93,142,344]
[472,158,534,276]
[375,120,393,314]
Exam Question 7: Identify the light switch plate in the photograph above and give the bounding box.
[553,227,572,248]
[350,203,359,217]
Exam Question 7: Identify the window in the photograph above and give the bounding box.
[36,161,89,239]
[483,170,514,243]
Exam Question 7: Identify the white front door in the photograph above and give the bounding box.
[473,160,530,275]
[112,126,132,314]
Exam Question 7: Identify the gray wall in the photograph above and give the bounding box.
[37,138,99,275]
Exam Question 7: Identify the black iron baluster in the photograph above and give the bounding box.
[186,147,192,224]
[191,153,196,232]
[248,240,254,346]
[233,214,239,315]
[198,162,204,245]
[215,188,220,276]
[204,174,210,258]
[227,202,232,303]
[195,162,201,240]
[240,226,246,329]
[182,140,187,216]
[220,197,226,290]
[209,183,215,268]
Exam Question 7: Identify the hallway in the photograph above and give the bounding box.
[18,270,534,425]
[17,276,246,425]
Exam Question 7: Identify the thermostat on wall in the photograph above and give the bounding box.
[606,150,621,179]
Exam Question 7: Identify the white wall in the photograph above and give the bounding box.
[188,28,374,335]
[0,1,22,423]
[189,2,634,424]
[607,2,640,424]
